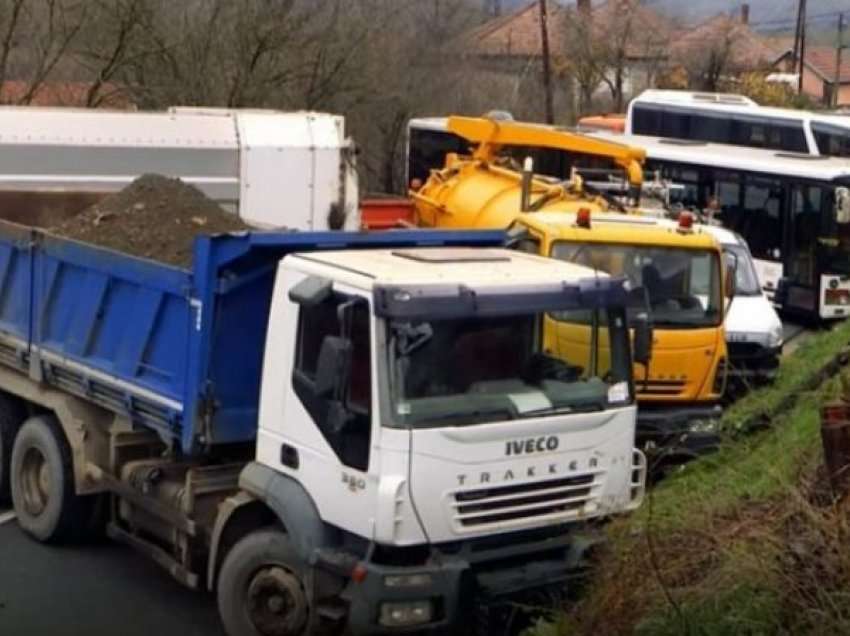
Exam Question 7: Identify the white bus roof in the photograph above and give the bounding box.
[590,131,850,181]
[630,89,850,128]
[633,90,757,107]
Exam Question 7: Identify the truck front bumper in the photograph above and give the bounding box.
[727,343,782,384]
[637,404,723,462]
[342,529,594,634]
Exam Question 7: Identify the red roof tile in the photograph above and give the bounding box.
[670,13,777,70]
[468,0,672,60]
[801,46,850,84]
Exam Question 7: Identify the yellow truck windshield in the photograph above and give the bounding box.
[551,242,722,328]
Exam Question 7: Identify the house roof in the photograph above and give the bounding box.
[587,0,675,56]
[467,2,554,58]
[0,81,135,109]
[774,46,850,84]
[467,0,672,60]
[669,13,777,70]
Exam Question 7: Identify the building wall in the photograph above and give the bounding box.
[838,83,850,107]
[775,55,849,106]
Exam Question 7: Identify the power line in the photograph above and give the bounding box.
[749,10,847,28]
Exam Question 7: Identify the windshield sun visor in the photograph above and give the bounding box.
[373,277,629,320]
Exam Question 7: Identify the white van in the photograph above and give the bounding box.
[701,224,784,385]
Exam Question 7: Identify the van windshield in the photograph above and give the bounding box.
[551,242,722,328]
[387,309,631,428]
[724,244,761,296]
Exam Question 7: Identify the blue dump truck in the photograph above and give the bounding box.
[0,219,646,635]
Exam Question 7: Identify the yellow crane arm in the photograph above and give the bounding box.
[447,115,645,188]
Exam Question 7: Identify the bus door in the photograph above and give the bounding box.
[737,175,786,302]
[790,183,850,318]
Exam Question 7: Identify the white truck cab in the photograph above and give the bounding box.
[241,246,646,633]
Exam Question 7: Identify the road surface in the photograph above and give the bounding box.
[0,509,224,636]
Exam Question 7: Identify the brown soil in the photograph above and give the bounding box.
[50,174,249,267]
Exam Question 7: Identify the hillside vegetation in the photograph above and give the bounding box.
[529,319,850,635]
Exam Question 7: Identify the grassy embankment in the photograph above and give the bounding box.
[530,319,850,635]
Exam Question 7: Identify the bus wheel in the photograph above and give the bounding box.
[218,529,311,636]
[10,415,91,543]
[0,393,26,503]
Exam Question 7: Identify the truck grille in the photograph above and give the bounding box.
[727,342,767,359]
[451,474,600,530]
[638,379,686,397]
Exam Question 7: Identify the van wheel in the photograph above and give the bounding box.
[0,393,26,503]
[10,415,92,543]
[217,529,311,636]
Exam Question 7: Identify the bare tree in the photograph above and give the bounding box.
[75,0,152,107]
[0,0,86,105]
[560,1,669,114]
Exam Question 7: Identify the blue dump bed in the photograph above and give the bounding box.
[0,222,505,455]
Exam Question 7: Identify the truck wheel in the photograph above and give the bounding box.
[0,393,26,503]
[217,529,311,636]
[10,415,91,543]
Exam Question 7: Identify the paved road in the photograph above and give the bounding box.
[0,509,225,636]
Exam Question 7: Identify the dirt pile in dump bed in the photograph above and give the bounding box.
[52,174,250,267]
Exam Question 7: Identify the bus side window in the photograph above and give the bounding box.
[714,172,742,225]
[741,176,785,260]
[813,123,850,158]
[779,121,809,153]
[632,105,662,136]
[789,186,824,285]
[692,114,730,144]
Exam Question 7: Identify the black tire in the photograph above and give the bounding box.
[217,529,312,636]
[10,414,92,543]
[0,393,26,503]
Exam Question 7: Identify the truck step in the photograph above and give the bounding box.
[107,522,200,589]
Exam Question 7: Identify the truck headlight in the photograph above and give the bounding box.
[384,573,432,588]
[688,418,718,434]
[379,600,434,627]
[766,324,784,349]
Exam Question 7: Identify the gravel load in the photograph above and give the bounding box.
[51,174,249,267]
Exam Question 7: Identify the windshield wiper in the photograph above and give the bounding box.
[521,402,605,417]
[410,407,517,425]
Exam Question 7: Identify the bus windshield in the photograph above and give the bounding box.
[551,242,722,328]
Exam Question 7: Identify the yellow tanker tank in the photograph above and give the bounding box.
[413,156,607,228]
[411,115,644,229]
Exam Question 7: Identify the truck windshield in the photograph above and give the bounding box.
[387,309,631,428]
[551,242,722,328]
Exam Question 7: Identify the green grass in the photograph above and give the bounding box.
[721,320,850,433]
[524,320,850,636]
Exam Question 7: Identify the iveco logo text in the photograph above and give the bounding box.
[456,456,600,487]
[506,436,559,456]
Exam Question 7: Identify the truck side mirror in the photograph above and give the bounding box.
[836,187,850,224]
[314,336,352,399]
[724,251,738,303]
[632,313,653,366]
[725,264,737,299]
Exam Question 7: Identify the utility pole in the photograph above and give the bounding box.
[792,0,804,69]
[539,0,554,124]
[835,13,847,108]
[798,0,808,95]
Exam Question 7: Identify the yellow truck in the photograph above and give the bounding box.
[410,116,730,463]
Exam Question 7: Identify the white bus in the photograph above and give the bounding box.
[626,90,850,158]
[590,131,850,320]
